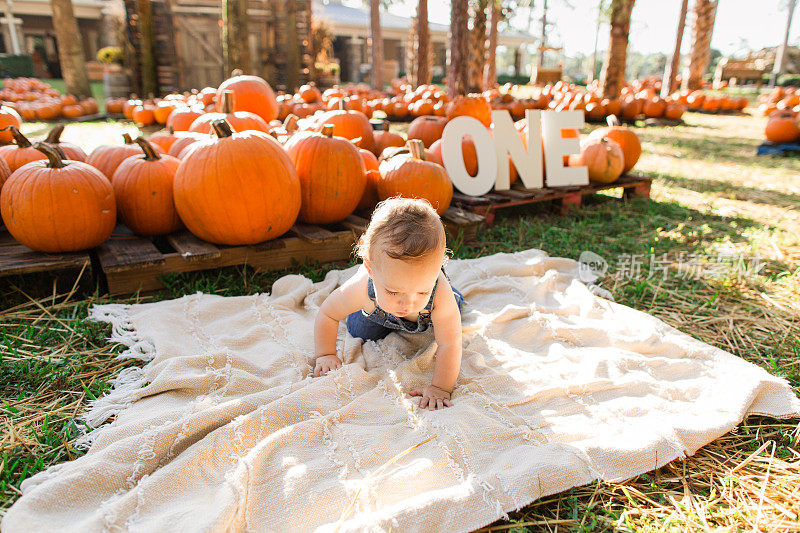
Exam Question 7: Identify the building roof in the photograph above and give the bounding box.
[313,0,535,46]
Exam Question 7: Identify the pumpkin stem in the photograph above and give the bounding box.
[284,114,299,133]
[231,68,243,77]
[351,137,363,147]
[122,133,134,144]
[337,100,346,111]
[607,115,621,127]
[136,137,161,161]
[407,139,426,161]
[2,125,32,148]
[45,124,65,144]
[211,119,235,138]
[33,142,66,168]
[221,90,235,114]
[321,124,335,137]
[168,125,174,134]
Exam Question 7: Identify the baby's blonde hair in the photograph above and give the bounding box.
[356,197,446,262]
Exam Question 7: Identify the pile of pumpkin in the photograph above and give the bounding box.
[757,86,800,117]
[0,74,641,254]
[0,77,100,120]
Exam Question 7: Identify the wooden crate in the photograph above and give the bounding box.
[451,174,652,225]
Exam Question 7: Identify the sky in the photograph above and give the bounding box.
[375,0,799,58]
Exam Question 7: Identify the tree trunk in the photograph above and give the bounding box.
[135,0,157,96]
[468,0,487,93]
[286,0,300,91]
[448,0,469,96]
[417,0,431,85]
[369,0,383,89]
[483,0,498,89]
[588,0,604,83]
[51,0,92,98]
[683,0,718,91]
[222,0,251,75]
[599,0,635,100]
[406,16,417,84]
[770,0,796,87]
[661,0,688,97]
[538,0,547,66]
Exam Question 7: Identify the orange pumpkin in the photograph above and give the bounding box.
[215,74,279,122]
[168,132,210,159]
[360,148,379,172]
[0,142,115,252]
[0,106,22,143]
[373,120,406,156]
[0,154,11,193]
[148,127,179,152]
[87,133,164,181]
[765,114,800,143]
[132,105,156,126]
[0,126,47,171]
[356,168,382,212]
[298,83,322,103]
[286,124,366,224]
[428,136,478,176]
[407,116,449,148]
[189,91,270,134]
[587,119,641,174]
[167,106,204,131]
[112,137,183,236]
[664,103,686,120]
[173,119,301,244]
[44,124,88,162]
[377,139,453,215]
[642,97,666,118]
[568,137,625,184]
[446,95,492,127]
[312,102,377,155]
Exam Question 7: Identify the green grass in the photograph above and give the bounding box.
[1,109,799,530]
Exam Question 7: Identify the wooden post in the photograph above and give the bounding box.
[136,0,157,97]
[50,0,92,98]
[661,0,688,98]
[223,0,252,74]
[417,0,430,85]
[599,0,636,100]
[369,0,383,89]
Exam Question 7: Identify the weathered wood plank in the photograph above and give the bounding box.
[166,231,221,261]
[96,231,165,273]
[340,215,369,234]
[290,224,336,243]
[0,244,90,276]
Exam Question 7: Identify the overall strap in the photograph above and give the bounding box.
[366,277,376,302]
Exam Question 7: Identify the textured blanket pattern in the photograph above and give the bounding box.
[4,249,799,532]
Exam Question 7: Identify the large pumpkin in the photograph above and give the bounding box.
[0,143,115,252]
[286,124,366,224]
[407,116,449,148]
[378,139,452,215]
[587,118,641,174]
[446,95,492,127]
[173,119,301,245]
[0,154,11,193]
[312,102,377,155]
[112,137,183,236]
[0,106,22,144]
[44,124,88,162]
[190,91,270,134]
[87,133,164,181]
[765,114,800,143]
[215,74,278,123]
[0,126,47,172]
[568,137,625,184]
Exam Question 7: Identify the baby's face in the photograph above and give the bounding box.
[368,249,444,317]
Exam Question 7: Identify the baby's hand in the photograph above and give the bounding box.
[314,354,342,377]
[409,385,453,410]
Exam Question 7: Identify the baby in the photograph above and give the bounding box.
[313,197,465,410]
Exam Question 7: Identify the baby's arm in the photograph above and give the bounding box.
[313,267,368,377]
[410,277,463,410]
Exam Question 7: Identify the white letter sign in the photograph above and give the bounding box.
[441,116,497,196]
[542,110,589,187]
[491,109,543,190]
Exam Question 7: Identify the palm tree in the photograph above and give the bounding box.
[661,0,688,97]
[370,0,384,89]
[599,0,635,100]
[223,0,252,74]
[416,0,431,85]
[483,0,499,89]
[51,0,92,98]
[770,0,797,87]
[683,0,718,91]
[448,0,470,96]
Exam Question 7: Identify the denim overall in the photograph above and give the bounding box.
[346,269,465,341]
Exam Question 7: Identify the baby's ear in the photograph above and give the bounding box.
[363,258,372,277]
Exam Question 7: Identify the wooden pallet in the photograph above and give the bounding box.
[0,226,92,279]
[451,174,652,225]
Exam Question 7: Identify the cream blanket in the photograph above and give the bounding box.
[4,249,799,532]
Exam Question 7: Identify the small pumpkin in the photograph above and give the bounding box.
[587,117,641,174]
[568,137,625,184]
[112,137,182,236]
[189,91,270,134]
[215,74,279,122]
[0,106,22,143]
[0,142,115,252]
[312,101,377,155]
[356,169,382,212]
[87,133,165,181]
[377,139,453,215]
[173,119,301,245]
[168,131,210,159]
[0,126,47,171]
[428,136,478,176]
[0,155,11,194]
[407,115,449,148]
[44,124,88,162]
[166,106,204,131]
[286,124,366,224]
[765,114,800,143]
[446,95,492,127]
[372,120,405,156]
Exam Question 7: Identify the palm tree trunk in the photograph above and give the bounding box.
[223,0,252,74]
[483,0,498,89]
[599,0,635,100]
[448,0,469,96]
[370,0,383,89]
[468,0,487,93]
[416,0,431,85]
[769,0,796,87]
[51,0,92,98]
[683,0,718,91]
[661,0,688,97]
